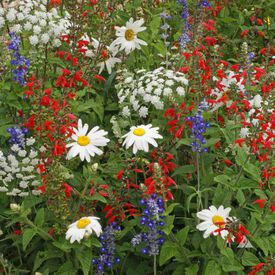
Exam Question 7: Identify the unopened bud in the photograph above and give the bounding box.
[10,203,21,212]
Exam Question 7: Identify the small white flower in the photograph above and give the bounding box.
[66,216,102,243]
[122,124,163,154]
[165,79,174,86]
[139,106,148,118]
[18,150,27,157]
[176,87,185,96]
[24,22,33,31]
[240,128,249,138]
[6,9,17,22]
[66,119,110,162]
[41,33,50,44]
[122,106,131,117]
[196,205,231,239]
[33,25,41,34]
[110,18,147,54]
[29,35,39,46]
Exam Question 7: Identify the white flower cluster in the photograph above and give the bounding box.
[0,0,70,47]
[116,67,188,118]
[0,138,42,197]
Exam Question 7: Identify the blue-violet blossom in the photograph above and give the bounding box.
[92,222,121,274]
[131,194,165,256]
[8,32,30,86]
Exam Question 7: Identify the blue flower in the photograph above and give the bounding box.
[7,126,28,148]
[92,222,121,275]
[131,194,165,256]
[200,0,211,8]
[178,0,191,49]
[187,101,210,153]
[8,32,30,86]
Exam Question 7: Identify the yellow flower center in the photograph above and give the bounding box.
[212,215,225,228]
[125,29,135,41]
[77,136,90,146]
[133,128,146,136]
[76,218,91,229]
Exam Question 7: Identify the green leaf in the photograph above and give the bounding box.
[22,228,36,251]
[242,251,259,266]
[163,215,175,235]
[176,226,189,247]
[85,192,107,203]
[55,261,76,275]
[185,264,199,275]
[76,249,92,275]
[205,260,222,275]
[159,241,178,266]
[34,208,44,227]
[164,203,180,215]
[172,165,195,176]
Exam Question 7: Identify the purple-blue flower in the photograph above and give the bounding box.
[187,101,210,153]
[92,222,121,275]
[131,194,165,256]
[7,126,28,148]
[8,32,30,86]
[200,0,211,8]
[178,0,191,49]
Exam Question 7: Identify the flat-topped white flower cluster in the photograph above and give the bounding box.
[0,0,70,47]
[0,137,42,197]
[116,67,188,118]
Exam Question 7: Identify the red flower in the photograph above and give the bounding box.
[254,199,266,208]
[240,29,249,37]
[63,183,73,198]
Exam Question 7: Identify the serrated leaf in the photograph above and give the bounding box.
[176,226,189,247]
[159,241,178,266]
[185,264,199,275]
[242,251,259,266]
[205,260,222,275]
[76,249,92,275]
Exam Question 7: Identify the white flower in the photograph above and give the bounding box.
[176,87,185,96]
[139,106,148,118]
[66,119,110,162]
[33,25,41,34]
[122,124,163,154]
[29,35,39,46]
[41,33,50,44]
[92,39,121,74]
[111,18,147,54]
[65,216,102,243]
[196,205,231,239]
[240,128,249,138]
[24,22,32,31]
[251,94,262,109]
[122,106,131,117]
[6,9,17,22]
[18,150,27,157]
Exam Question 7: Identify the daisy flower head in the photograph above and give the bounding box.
[66,216,102,243]
[122,124,163,154]
[111,18,147,54]
[66,119,110,162]
[196,205,231,239]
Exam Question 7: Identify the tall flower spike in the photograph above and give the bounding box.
[131,194,165,256]
[8,32,30,86]
[187,101,210,153]
[92,222,121,275]
[178,0,191,49]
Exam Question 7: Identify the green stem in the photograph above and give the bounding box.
[196,152,202,211]
[154,255,157,275]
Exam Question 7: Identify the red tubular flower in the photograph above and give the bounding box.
[240,29,249,37]
[254,199,266,208]
[63,183,73,198]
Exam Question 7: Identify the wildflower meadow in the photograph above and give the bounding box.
[0,0,274,274]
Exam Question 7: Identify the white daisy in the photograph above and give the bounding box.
[66,119,110,162]
[110,18,147,54]
[122,124,163,154]
[92,38,121,74]
[65,216,102,244]
[196,205,231,239]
